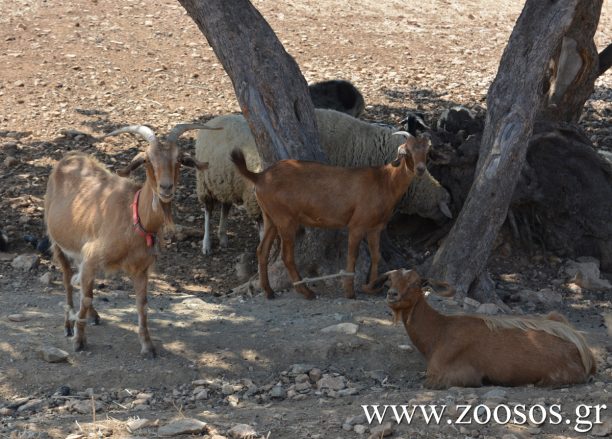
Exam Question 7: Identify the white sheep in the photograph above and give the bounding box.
[195,109,452,255]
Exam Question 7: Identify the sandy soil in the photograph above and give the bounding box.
[0,1,611,438]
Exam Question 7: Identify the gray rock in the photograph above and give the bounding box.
[4,156,18,168]
[221,383,236,395]
[463,297,481,308]
[564,260,612,290]
[270,384,285,399]
[39,272,52,285]
[11,254,39,271]
[294,373,310,384]
[345,414,367,426]
[290,363,315,375]
[320,322,359,335]
[8,313,28,322]
[195,389,208,400]
[294,382,311,393]
[158,418,207,436]
[317,374,346,391]
[476,303,499,315]
[16,398,43,413]
[354,424,367,434]
[592,420,612,437]
[398,344,414,352]
[309,368,322,382]
[40,346,69,363]
[535,288,562,304]
[0,407,15,416]
[368,421,393,438]
[228,424,257,439]
[482,388,507,401]
[69,399,104,414]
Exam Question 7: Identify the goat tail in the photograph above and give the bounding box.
[231,149,259,184]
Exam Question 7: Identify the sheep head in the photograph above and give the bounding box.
[391,132,430,176]
[101,124,217,203]
[375,269,454,323]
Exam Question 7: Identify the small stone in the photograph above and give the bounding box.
[16,398,43,412]
[39,272,52,285]
[69,399,104,414]
[338,387,359,397]
[158,418,207,436]
[482,388,507,401]
[227,394,240,407]
[294,373,310,384]
[368,421,393,438]
[126,418,154,432]
[342,423,352,431]
[320,322,359,335]
[294,382,311,393]
[317,374,346,391]
[221,383,235,395]
[290,364,315,375]
[144,20,154,27]
[11,254,39,270]
[40,346,69,363]
[228,424,257,439]
[525,427,541,435]
[564,260,612,290]
[309,368,322,382]
[592,420,612,437]
[4,156,18,167]
[502,434,520,439]
[354,424,367,434]
[398,344,414,352]
[270,384,285,399]
[345,414,367,426]
[195,389,208,400]
[8,314,27,322]
[463,297,481,308]
[476,303,499,315]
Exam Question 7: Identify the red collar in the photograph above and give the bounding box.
[132,189,156,247]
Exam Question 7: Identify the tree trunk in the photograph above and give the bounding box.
[539,1,604,123]
[429,0,582,298]
[178,0,325,166]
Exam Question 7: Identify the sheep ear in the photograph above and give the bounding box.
[118,152,146,177]
[180,153,208,171]
[422,278,455,297]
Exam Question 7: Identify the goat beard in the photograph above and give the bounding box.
[392,308,402,324]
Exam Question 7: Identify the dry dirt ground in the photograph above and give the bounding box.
[1,1,611,438]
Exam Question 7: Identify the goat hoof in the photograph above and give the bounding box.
[73,340,86,352]
[265,291,276,300]
[88,316,101,326]
[141,347,157,359]
[64,327,74,337]
[344,293,356,300]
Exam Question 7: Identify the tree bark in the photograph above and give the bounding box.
[178,0,325,165]
[429,0,581,297]
[538,1,603,123]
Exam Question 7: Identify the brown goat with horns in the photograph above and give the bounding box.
[379,269,596,388]
[45,123,217,357]
[231,132,430,300]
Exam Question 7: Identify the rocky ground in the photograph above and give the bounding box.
[0,0,611,438]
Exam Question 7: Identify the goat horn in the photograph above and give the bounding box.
[101,125,158,148]
[166,123,222,145]
[439,201,453,219]
[391,130,413,139]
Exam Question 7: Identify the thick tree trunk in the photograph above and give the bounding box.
[178,0,325,165]
[429,0,581,298]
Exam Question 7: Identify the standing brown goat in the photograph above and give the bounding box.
[231,132,430,300]
[45,123,215,357]
[379,269,596,388]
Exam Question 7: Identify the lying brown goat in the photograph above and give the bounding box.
[379,269,596,388]
[231,132,429,300]
[45,123,215,357]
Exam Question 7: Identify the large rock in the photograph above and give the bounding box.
[564,260,612,290]
[39,346,69,363]
[11,254,39,271]
[320,322,359,335]
[228,424,258,439]
[158,418,207,437]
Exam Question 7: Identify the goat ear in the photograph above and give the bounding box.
[422,278,455,297]
[117,152,147,177]
[180,153,208,171]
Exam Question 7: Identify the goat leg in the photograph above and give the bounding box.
[202,197,215,255]
[279,230,316,300]
[344,228,366,299]
[53,245,76,337]
[133,271,156,358]
[362,229,383,294]
[73,261,95,352]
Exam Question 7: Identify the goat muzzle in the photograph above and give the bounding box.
[386,288,400,303]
